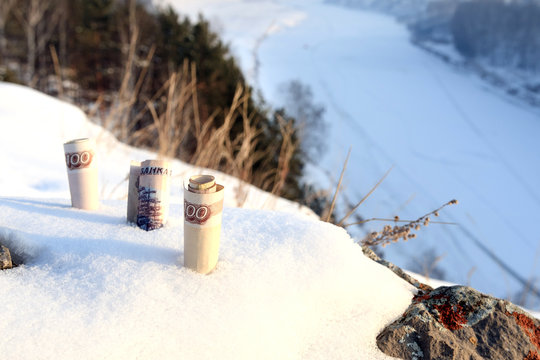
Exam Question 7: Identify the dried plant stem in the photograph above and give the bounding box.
[362,199,459,247]
[344,218,456,228]
[467,266,477,287]
[423,253,446,281]
[324,147,351,222]
[336,166,393,227]
[269,114,297,196]
[49,45,63,98]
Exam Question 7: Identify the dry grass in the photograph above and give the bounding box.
[136,60,196,159]
[336,166,393,227]
[48,45,63,99]
[187,85,299,205]
[323,147,350,222]
[95,49,299,204]
[359,199,459,247]
[321,154,393,225]
[322,155,458,249]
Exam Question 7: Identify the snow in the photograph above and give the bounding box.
[0,199,414,359]
[0,82,315,215]
[1,0,540,354]
[0,82,418,358]
[165,0,540,307]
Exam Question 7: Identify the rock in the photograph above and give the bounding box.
[362,246,433,292]
[0,244,12,270]
[377,285,540,360]
[0,227,27,266]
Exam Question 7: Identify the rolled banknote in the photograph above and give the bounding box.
[136,160,172,231]
[183,175,224,274]
[63,138,99,210]
[126,160,141,223]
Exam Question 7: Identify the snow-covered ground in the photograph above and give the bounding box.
[0,200,413,359]
[0,82,420,358]
[0,83,314,215]
[165,0,540,308]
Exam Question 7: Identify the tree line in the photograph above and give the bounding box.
[408,0,540,74]
[451,0,540,72]
[0,0,327,211]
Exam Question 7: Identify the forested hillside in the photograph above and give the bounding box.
[0,0,324,210]
[451,0,540,72]
[407,0,540,71]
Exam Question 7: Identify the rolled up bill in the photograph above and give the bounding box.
[63,138,99,210]
[136,160,172,231]
[127,160,141,223]
[183,175,224,274]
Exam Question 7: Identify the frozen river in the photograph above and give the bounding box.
[167,0,540,305]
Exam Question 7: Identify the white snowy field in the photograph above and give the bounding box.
[166,0,540,306]
[0,82,417,358]
[0,199,413,359]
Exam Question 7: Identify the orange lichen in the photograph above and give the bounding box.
[413,292,447,304]
[524,350,540,360]
[507,312,540,352]
[433,302,468,330]
[412,292,470,330]
[412,292,432,304]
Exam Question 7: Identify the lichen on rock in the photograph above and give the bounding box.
[377,285,540,360]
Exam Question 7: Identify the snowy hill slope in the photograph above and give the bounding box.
[0,82,314,215]
[0,198,414,359]
[166,0,540,307]
[0,83,416,359]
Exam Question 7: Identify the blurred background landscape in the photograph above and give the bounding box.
[1,0,539,310]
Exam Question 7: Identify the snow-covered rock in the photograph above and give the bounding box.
[377,285,540,360]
